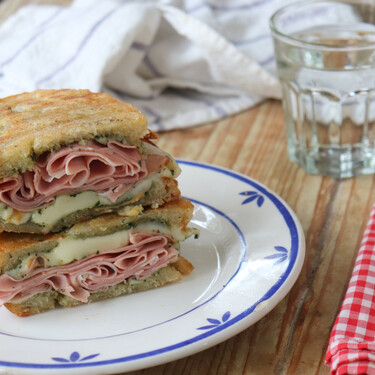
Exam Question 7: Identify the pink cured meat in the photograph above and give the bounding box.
[0,141,168,212]
[0,232,179,304]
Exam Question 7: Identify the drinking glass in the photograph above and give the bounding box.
[270,0,375,178]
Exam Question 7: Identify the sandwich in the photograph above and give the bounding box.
[0,89,181,234]
[0,198,196,316]
[0,89,198,316]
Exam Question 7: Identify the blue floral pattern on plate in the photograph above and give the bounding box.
[264,246,289,265]
[51,352,100,363]
[239,191,264,207]
[197,311,231,330]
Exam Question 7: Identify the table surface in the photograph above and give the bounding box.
[1,1,373,374]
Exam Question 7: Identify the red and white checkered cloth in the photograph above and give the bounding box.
[326,205,375,375]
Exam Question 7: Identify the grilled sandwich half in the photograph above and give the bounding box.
[0,89,181,233]
[0,198,197,316]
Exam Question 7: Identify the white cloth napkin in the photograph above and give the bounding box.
[0,0,288,131]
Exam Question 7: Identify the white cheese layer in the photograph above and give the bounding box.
[8,221,191,278]
[0,170,172,229]
[31,191,112,227]
[0,206,32,225]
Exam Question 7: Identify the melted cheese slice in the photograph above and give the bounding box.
[8,221,192,278]
[0,170,172,229]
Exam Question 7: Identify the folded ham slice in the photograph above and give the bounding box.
[0,232,179,305]
[0,140,168,212]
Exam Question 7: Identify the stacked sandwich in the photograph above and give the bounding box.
[0,89,197,316]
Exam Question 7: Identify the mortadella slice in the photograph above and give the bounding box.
[0,141,169,211]
[0,232,178,304]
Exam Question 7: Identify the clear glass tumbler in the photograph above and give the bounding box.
[270,0,375,178]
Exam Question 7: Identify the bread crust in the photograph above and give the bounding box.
[0,89,148,177]
[0,232,59,273]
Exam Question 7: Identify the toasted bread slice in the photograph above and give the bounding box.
[0,89,149,178]
[0,89,182,234]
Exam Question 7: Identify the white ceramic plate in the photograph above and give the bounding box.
[0,160,305,375]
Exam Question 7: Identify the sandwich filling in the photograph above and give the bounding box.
[0,231,181,305]
[0,140,168,211]
[0,140,178,229]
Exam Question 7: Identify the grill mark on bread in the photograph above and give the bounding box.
[0,89,148,177]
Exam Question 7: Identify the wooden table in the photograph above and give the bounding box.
[1,1,373,374]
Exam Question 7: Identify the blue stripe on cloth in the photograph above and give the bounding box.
[131,41,148,52]
[259,55,274,66]
[232,34,271,47]
[35,4,123,88]
[131,42,163,78]
[142,55,162,78]
[187,0,275,13]
[174,90,228,118]
[0,8,64,68]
